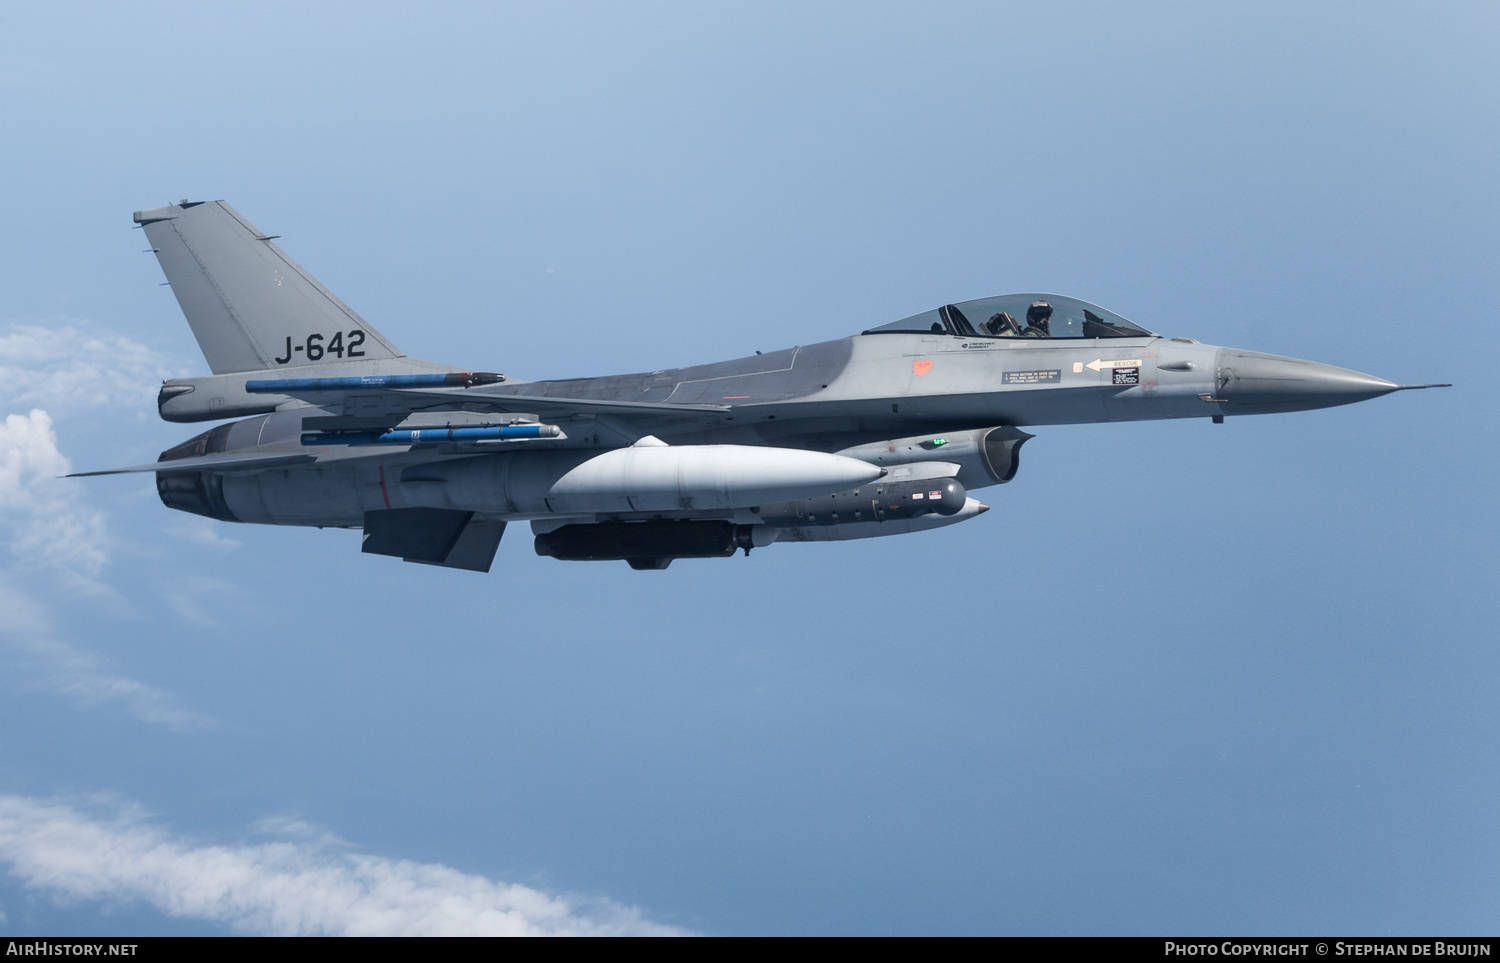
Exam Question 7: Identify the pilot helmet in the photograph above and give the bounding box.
[1026,301,1053,326]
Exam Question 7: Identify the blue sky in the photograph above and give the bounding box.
[0,2,1495,935]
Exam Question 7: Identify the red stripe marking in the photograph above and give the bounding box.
[378,464,392,509]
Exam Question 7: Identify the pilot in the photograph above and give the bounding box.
[1022,301,1053,338]
[986,312,1022,337]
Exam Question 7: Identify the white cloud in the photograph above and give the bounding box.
[0,323,178,415]
[161,575,240,630]
[0,796,686,937]
[0,319,181,581]
[0,409,108,578]
[0,410,204,726]
[0,581,206,730]
[0,322,211,726]
[167,519,242,553]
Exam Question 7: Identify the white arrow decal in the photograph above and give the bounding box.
[1082,358,1142,372]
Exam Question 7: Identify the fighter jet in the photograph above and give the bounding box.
[74,200,1447,571]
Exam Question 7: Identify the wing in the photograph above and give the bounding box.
[242,375,735,426]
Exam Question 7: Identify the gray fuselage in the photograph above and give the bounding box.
[159,329,1397,530]
[114,200,1432,570]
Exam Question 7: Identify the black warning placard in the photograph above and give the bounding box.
[1002,369,1061,385]
[1112,367,1140,385]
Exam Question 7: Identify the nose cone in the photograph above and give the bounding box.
[1216,350,1400,414]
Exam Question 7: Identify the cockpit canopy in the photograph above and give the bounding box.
[863,293,1155,340]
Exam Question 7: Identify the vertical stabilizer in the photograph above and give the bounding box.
[135,200,404,374]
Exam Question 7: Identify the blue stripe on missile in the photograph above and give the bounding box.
[248,374,464,393]
[300,424,556,446]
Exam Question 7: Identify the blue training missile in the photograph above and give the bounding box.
[302,424,560,446]
[247,371,504,393]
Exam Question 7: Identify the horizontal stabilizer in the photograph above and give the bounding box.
[69,451,315,477]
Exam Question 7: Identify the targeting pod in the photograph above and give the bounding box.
[534,520,762,570]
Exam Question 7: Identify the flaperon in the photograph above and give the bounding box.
[76,200,1448,571]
